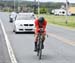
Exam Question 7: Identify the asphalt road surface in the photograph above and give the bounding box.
[0,21,11,63]
[0,12,75,63]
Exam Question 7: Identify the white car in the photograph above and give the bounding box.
[9,12,17,22]
[13,12,36,33]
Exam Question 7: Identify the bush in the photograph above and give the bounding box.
[40,7,47,14]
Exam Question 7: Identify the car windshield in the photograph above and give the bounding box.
[11,14,16,17]
[16,14,35,20]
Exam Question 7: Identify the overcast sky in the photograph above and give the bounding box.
[24,0,75,3]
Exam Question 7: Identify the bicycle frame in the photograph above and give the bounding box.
[37,29,44,59]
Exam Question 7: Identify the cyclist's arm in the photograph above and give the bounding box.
[42,20,47,30]
[35,20,39,29]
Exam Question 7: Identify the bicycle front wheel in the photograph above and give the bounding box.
[39,41,42,59]
[39,49,42,59]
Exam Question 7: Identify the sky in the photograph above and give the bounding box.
[24,0,75,3]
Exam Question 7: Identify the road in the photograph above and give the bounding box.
[0,18,11,63]
[0,12,75,63]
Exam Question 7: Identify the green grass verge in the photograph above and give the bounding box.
[37,14,75,28]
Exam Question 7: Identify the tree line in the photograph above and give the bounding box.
[0,1,75,13]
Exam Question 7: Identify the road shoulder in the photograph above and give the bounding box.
[0,23,11,63]
[49,24,75,31]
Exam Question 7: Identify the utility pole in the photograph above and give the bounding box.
[34,0,36,14]
[65,0,69,24]
[14,0,15,11]
[17,0,20,12]
[38,0,40,16]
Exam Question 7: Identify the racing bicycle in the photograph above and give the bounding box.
[37,28,44,60]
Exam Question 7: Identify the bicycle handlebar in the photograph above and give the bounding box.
[38,28,44,33]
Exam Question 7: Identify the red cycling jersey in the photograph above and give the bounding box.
[34,19,47,34]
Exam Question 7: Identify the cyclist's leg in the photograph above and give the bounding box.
[42,31,46,41]
[34,32,38,51]
[41,32,46,49]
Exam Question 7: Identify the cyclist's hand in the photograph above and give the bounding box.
[40,28,43,30]
[39,28,44,32]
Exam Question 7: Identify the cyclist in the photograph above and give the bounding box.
[34,16,47,51]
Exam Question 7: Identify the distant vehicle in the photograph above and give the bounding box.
[9,12,17,22]
[13,12,36,33]
[52,9,71,16]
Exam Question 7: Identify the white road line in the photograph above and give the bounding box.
[0,19,17,63]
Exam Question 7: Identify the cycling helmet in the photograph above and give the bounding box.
[38,17,44,24]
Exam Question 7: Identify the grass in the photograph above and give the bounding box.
[37,14,75,28]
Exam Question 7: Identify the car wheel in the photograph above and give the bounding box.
[13,29,18,34]
[10,18,13,23]
[13,29,15,32]
[15,31,18,34]
[13,25,17,34]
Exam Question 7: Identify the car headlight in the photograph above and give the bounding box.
[15,23,20,26]
[15,23,23,26]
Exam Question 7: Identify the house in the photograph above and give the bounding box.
[52,9,71,16]
[52,9,66,16]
